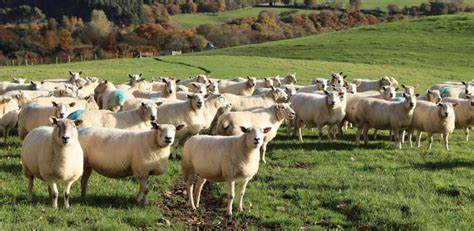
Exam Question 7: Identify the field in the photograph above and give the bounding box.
[0,14,473,229]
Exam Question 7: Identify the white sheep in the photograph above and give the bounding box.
[352,76,396,92]
[133,78,177,99]
[216,103,295,163]
[223,87,289,111]
[209,104,233,135]
[329,72,347,87]
[0,81,43,94]
[177,74,208,86]
[0,97,20,143]
[354,93,417,149]
[31,96,99,110]
[78,122,184,204]
[276,73,297,85]
[407,101,456,150]
[12,77,27,84]
[18,101,76,139]
[94,80,133,112]
[21,117,83,208]
[438,82,472,98]
[442,96,474,141]
[299,79,328,93]
[181,126,271,216]
[201,93,229,130]
[218,77,256,96]
[417,89,442,103]
[290,91,347,141]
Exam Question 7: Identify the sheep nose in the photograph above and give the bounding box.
[164,136,173,144]
[410,103,415,108]
[169,90,173,94]
[445,112,449,117]
[59,113,65,118]
[150,115,156,121]
[62,136,70,144]
[390,93,394,98]
[253,137,260,144]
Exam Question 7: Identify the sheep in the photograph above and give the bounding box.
[352,76,396,92]
[94,80,133,112]
[18,101,76,139]
[230,77,272,89]
[417,89,442,103]
[176,74,209,86]
[201,93,229,130]
[329,72,347,87]
[4,90,50,99]
[299,79,327,93]
[218,77,256,96]
[133,78,177,100]
[181,126,271,216]
[276,73,297,85]
[271,76,282,87]
[186,82,208,94]
[439,82,473,98]
[209,104,232,135]
[78,122,184,204]
[31,96,99,110]
[76,78,99,99]
[406,101,456,150]
[216,103,295,163]
[21,117,83,208]
[0,97,20,143]
[290,91,346,142]
[12,77,27,84]
[442,96,474,141]
[68,102,162,130]
[354,93,417,149]
[223,87,289,111]
[0,81,43,95]
[128,73,144,85]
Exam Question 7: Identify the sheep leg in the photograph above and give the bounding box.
[355,126,363,145]
[186,175,196,210]
[226,181,235,216]
[48,182,59,208]
[407,130,413,147]
[465,127,469,142]
[63,180,73,208]
[318,126,323,142]
[296,120,304,142]
[80,167,93,198]
[363,126,369,145]
[237,178,250,212]
[373,129,378,139]
[137,177,149,205]
[193,177,207,208]
[286,119,293,137]
[3,128,8,144]
[27,177,34,202]
[394,129,402,149]
[428,134,434,150]
[443,133,449,151]
[401,130,405,144]
[260,141,268,163]
[416,130,422,148]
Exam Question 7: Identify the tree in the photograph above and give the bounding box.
[349,0,362,10]
[43,30,59,52]
[304,0,318,8]
[84,10,113,45]
[58,29,74,52]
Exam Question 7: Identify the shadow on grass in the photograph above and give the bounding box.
[273,134,386,151]
[412,159,473,170]
[77,194,139,208]
[0,162,22,174]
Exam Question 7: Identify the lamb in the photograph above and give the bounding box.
[290,91,346,141]
[0,97,20,143]
[218,77,256,96]
[78,122,184,204]
[354,93,417,149]
[442,96,474,141]
[21,117,83,208]
[406,101,456,150]
[68,102,162,130]
[94,80,133,112]
[216,103,295,163]
[0,81,43,94]
[352,76,396,92]
[223,87,289,111]
[181,126,271,216]
[18,101,77,139]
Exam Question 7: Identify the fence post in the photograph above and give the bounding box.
[56,56,58,64]
[94,53,97,60]
[41,58,43,65]
[68,55,71,63]
[25,59,28,66]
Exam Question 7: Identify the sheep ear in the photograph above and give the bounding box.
[264,77,268,81]
[52,101,58,107]
[402,84,406,89]
[79,71,82,75]
[240,126,249,133]
[437,103,443,107]
[50,117,59,125]
[427,89,431,93]
[452,103,459,107]
[192,83,198,87]
[295,87,300,91]
[69,71,73,75]
[324,90,329,95]
[69,102,76,107]
[247,76,251,80]
[343,75,347,79]
[139,73,143,77]
[415,93,420,97]
[128,74,133,78]
[104,80,108,84]
[176,124,185,131]
[395,87,399,91]
[176,79,181,83]
[156,102,163,107]
[263,127,272,134]
[466,95,471,99]
[30,81,35,84]
[402,93,407,98]
[217,80,221,83]
[462,81,467,85]
[74,120,83,127]
[141,102,146,107]
[187,94,193,99]
[151,122,160,130]
[162,78,167,83]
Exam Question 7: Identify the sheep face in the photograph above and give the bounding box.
[191,83,207,94]
[206,94,227,108]
[285,73,297,84]
[380,76,393,87]
[330,72,346,87]
[467,96,474,107]
[84,96,99,110]
[246,77,257,88]
[272,76,281,87]
[30,81,42,90]
[162,78,177,95]
[462,82,473,96]
[284,86,297,97]
[402,84,416,95]
[381,86,397,100]
[276,103,295,120]
[207,80,219,93]
[324,90,344,109]
[437,102,456,118]
[188,94,205,110]
[271,88,289,103]
[141,102,161,121]
[264,78,273,88]
[52,101,76,119]
[128,73,143,85]
[50,117,82,145]
[313,79,328,91]
[426,90,442,103]
[68,71,82,82]
[196,74,208,84]
[402,93,417,109]
[240,126,272,148]
[151,122,184,147]
[13,77,26,84]
[347,83,358,94]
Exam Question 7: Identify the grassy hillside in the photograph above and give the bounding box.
[0,14,473,229]
[285,0,474,9]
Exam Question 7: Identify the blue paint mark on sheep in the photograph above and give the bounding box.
[78,127,93,134]
[392,96,405,102]
[150,97,161,100]
[67,109,86,120]
[116,90,126,105]
[440,87,450,98]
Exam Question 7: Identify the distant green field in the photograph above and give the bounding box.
[281,0,474,9]
[0,14,473,229]
[172,7,317,28]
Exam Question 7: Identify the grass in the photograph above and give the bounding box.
[274,0,474,10]
[0,14,473,229]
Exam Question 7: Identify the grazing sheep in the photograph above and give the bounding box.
[442,96,474,141]
[78,122,184,204]
[0,81,43,95]
[354,93,417,149]
[418,89,442,103]
[18,101,76,139]
[218,77,256,96]
[224,87,289,111]
[94,80,133,112]
[407,101,456,150]
[352,76,395,92]
[21,117,83,208]
[290,91,347,141]
[181,126,271,216]
[69,102,162,130]
[217,103,295,163]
